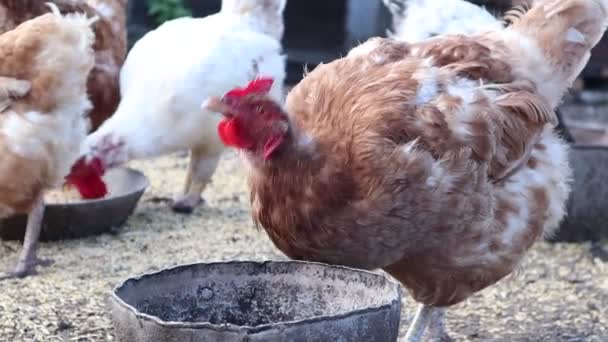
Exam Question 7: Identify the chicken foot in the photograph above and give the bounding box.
[172,145,222,214]
[405,304,452,342]
[0,198,52,280]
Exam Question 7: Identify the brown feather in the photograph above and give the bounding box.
[242,32,571,307]
[0,12,95,217]
[0,0,127,131]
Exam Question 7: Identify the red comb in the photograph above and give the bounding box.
[225,77,274,98]
[65,156,108,199]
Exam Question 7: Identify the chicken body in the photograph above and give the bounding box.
[385,0,575,145]
[0,8,96,279]
[207,0,608,340]
[0,0,128,132]
[384,0,503,42]
[78,0,286,213]
[260,37,571,305]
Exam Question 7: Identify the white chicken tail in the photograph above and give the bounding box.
[45,2,62,15]
[220,0,286,40]
[384,0,504,42]
[502,0,608,108]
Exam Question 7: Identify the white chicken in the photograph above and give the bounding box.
[70,0,286,212]
[383,0,504,41]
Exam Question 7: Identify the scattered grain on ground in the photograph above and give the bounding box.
[1,152,606,341]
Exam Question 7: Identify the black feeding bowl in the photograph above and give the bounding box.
[0,167,148,241]
[109,261,402,342]
[554,102,608,242]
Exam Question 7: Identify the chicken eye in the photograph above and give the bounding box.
[254,105,264,114]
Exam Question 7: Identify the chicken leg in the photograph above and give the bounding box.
[405,304,453,342]
[0,197,52,280]
[172,144,222,214]
[426,307,453,342]
[405,304,435,342]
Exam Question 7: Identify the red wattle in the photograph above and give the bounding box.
[263,134,284,160]
[218,118,254,149]
[218,120,233,146]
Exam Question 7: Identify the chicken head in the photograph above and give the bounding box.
[204,77,289,160]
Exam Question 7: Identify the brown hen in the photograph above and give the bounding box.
[0,6,96,279]
[0,0,127,131]
[204,0,608,340]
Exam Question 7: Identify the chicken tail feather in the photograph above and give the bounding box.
[45,2,61,15]
[504,0,608,107]
[87,15,100,26]
[45,1,99,26]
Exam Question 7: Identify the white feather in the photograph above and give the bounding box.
[388,0,503,42]
[81,9,286,167]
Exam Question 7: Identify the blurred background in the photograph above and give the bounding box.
[127,0,608,86]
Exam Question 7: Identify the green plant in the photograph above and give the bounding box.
[148,0,193,25]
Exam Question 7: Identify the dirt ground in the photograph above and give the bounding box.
[0,152,607,342]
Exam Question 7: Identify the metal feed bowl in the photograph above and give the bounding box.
[0,167,148,241]
[109,260,402,342]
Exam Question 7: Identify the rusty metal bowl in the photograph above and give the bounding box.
[109,260,402,342]
[0,167,148,241]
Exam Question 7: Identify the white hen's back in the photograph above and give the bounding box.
[85,13,286,163]
[389,0,504,42]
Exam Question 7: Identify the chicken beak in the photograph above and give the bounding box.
[202,96,231,117]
